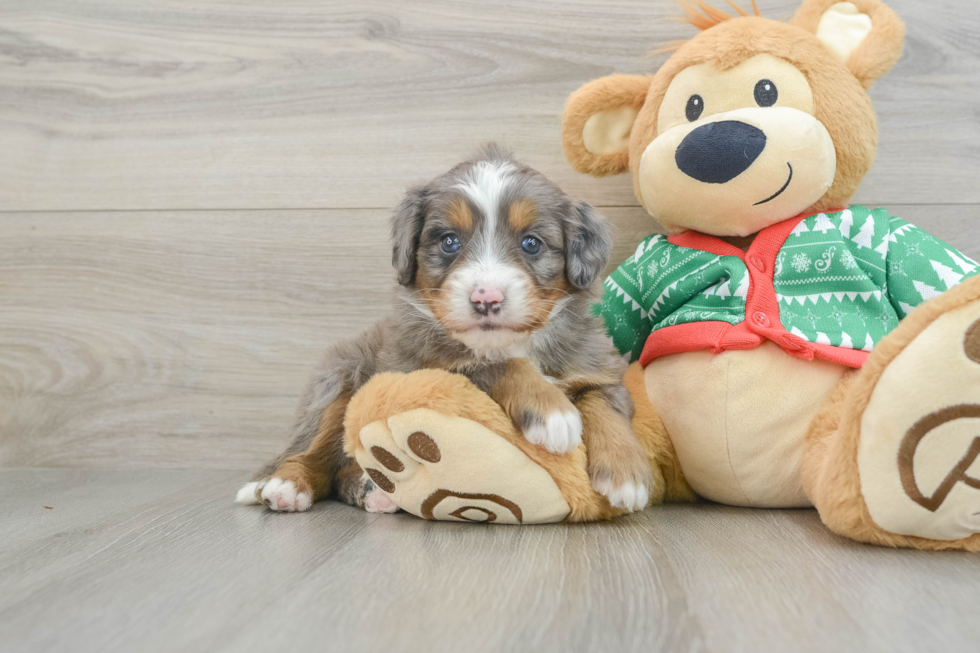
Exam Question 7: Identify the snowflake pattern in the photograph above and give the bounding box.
[829,304,846,326]
[803,308,820,329]
[888,260,905,276]
[840,249,858,270]
[876,309,894,330]
[791,252,812,274]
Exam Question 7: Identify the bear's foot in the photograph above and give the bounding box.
[858,299,980,541]
[354,408,572,524]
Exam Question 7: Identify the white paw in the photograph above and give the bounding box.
[260,477,312,512]
[593,478,650,512]
[364,488,399,514]
[235,482,261,505]
[523,410,583,455]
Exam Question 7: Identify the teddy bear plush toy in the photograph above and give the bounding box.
[342,0,980,550]
[559,0,980,549]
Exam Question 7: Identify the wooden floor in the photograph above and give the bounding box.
[2,469,979,653]
[2,1,980,651]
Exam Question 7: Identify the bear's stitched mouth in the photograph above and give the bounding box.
[753,162,793,206]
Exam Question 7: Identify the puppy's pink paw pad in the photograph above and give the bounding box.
[365,488,399,514]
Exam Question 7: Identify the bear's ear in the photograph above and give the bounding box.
[791,0,905,89]
[562,74,652,177]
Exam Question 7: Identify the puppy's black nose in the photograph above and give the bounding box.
[674,120,766,184]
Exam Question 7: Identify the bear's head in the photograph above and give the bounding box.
[562,0,905,237]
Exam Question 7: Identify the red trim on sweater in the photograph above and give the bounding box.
[643,209,866,368]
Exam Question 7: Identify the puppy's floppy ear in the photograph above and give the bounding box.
[562,74,652,177]
[390,184,429,286]
[792,0,904,89]
[565,201,612,290]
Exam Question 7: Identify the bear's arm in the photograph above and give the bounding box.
[883,216,980,319]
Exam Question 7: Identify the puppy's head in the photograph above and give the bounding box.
[392,144,611,354]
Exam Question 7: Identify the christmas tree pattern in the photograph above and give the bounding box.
[596,206,979,362]
[595,234,748,361]
[775,206,978,350]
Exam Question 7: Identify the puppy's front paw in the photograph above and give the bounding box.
[522,410,583,455]
[590,463,654,513]
[592,475,650,512]
[258,477,313,513]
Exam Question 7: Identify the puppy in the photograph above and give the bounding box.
[236,144,652,514]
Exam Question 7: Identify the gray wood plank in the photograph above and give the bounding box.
[0,210,394,469]
[0,469,977,653]
[2,205,977,470]
[0,0,978,211]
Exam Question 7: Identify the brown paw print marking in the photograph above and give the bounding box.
[370,446,404,472]
[898,405,980,512]
[450,507,497,522]
[364,468,395,493]
[363,434,441,500]
[407,431,441,462]
[965,318,980,364]
[420,489,523,523]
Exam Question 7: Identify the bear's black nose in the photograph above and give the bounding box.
[674,120,766,184]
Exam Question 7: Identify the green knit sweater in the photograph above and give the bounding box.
[596,205,979,367]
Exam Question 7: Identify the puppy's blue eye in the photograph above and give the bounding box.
[441,234,460,254]
[521,236,542,255]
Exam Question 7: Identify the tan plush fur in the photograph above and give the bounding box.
[344,368,623,522]
[623,362,697,502]
[562,74,652,177]
[628,17,883,219]
[561,0,906,223]
[802,276,980,551]
[790,0,905,89]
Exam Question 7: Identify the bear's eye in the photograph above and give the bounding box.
[685,94,704,122]
[754,79,778,107]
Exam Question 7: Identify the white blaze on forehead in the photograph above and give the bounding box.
[454,160,516,238]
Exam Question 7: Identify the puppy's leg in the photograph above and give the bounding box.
[241,388,397,514]
[248,391,351,512]
[237,323,389,512]
[572,384,658,512]
[489,359,582,454]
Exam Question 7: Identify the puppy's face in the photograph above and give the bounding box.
[392,150,610,354]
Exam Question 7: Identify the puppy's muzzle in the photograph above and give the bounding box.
[470,285,504,317]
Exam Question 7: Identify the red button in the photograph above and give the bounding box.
[751,256,765,272]
[752,311,770,328]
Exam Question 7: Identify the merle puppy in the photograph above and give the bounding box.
[237,145,652,513]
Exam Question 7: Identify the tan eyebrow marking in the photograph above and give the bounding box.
[446,196,473,231]
[508,198,537,231]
